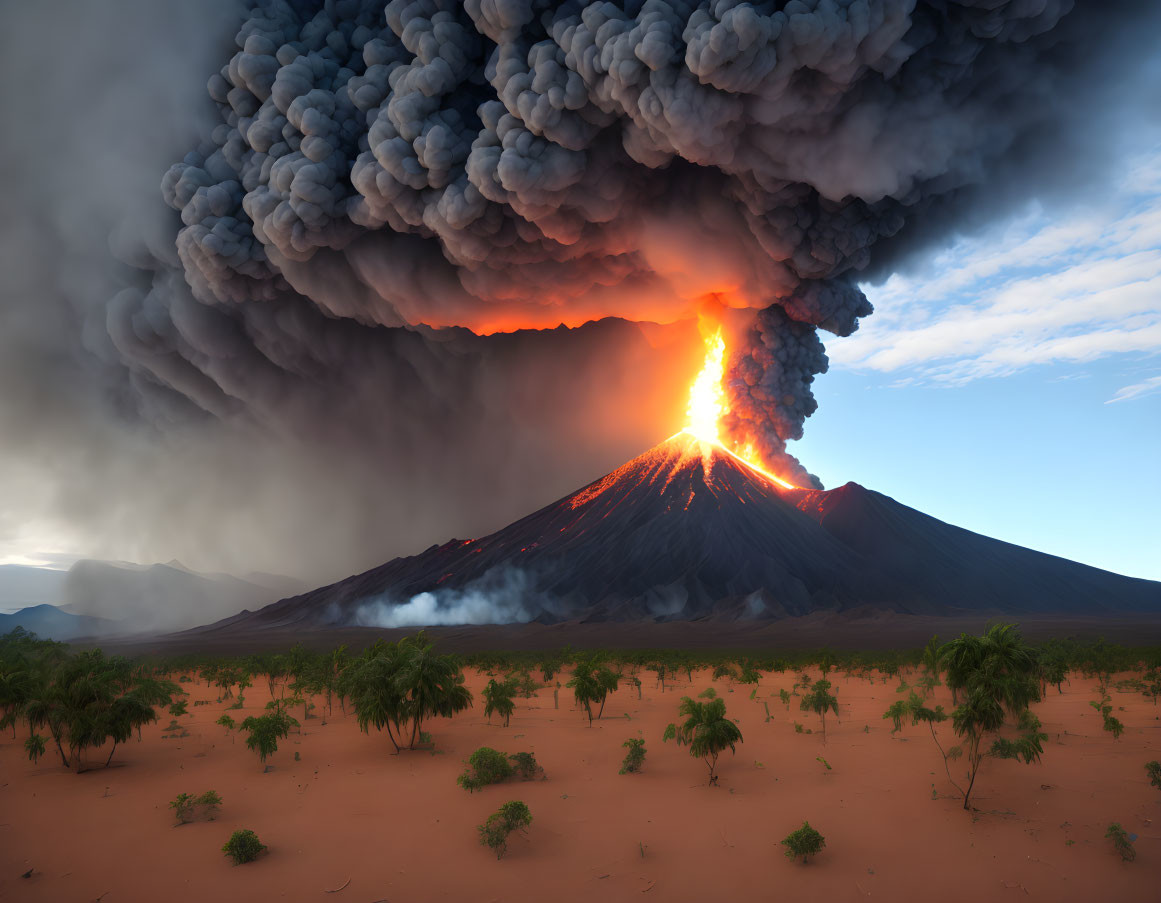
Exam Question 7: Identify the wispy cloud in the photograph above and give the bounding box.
[833,150,1161,383]
[1106,375,1161,404]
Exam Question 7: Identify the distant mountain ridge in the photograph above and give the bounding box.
[218,433,1161,629]
[0,559,303,639]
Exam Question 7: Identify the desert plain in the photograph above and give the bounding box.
[1,660,1157,903]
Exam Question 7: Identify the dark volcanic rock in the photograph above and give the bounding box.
[221,433,1161,628]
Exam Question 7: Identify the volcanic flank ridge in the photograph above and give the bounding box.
[217,433,1160,630]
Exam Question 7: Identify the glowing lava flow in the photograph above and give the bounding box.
[678,326,799,490]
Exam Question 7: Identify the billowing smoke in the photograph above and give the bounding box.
[147,0,1161,484]
[1,0,1158,596]
[352,566,535,626]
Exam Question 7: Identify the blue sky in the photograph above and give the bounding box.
[794,150,1161,581]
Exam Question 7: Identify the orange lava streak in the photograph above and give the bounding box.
[680,324,799,490]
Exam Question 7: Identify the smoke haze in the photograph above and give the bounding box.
[1,0,1159,601]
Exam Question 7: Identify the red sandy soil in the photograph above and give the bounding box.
[1,668,1157,903]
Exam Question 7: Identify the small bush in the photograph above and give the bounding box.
[196,790,222,818]
[169,700,189,717]
[1146,760,1161,790]
[170,790,223,824]
[216,714,236,732]
[222,829,266,865]
[508,751,544,781]
[620,738,646,774]
[170,792,197,824]
[1106,823,1135,861]
[458,747,513,792]
[478,801,532,859]
[781,821,826,864]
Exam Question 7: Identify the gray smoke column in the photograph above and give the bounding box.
[141,0,1160,487]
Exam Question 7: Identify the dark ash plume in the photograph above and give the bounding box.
[1,0,1158,586]
[148,0,1160,484]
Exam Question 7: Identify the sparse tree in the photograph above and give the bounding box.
[939,624,1046,809]
[674,695,743,785]
[800,678,839,744]
[24,650,176,771]
[483,678,517,727]
[240,710,297,768]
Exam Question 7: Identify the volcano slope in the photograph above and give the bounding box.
[215,433,1160,630]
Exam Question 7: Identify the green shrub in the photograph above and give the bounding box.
[1106,823,1135,861]
[781,821,826,863]
[508,751,544,781]
[169,700,188,717]
[170,790,223,824]
[620,738,646,774]
[222,829,266,865]
[170,792,197,824]
[216,714,236,732]
[196,790,222,818]
[478,801,532,859]
[458,747,513,792]
[1146,760,1161,790]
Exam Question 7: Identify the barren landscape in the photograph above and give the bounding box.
[3,656,1157,903]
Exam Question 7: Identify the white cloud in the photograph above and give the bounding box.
[1106,375,1161,404]
[833,151,1161,383]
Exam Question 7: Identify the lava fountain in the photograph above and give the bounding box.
[678,324,798,490]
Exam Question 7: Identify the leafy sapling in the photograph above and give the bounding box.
[478,801,532,860]
[620,738,646,774]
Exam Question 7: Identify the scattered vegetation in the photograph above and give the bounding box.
[672,695,743,785]
[222,829,266,865]
[170,790,222,824]
[2,636,178,772]
[457,747,543,791]
[566,655,619,725]
[799,678,839,743]
[781,822,826,863]
[1105,823,1135,861]
[620,738,646,774]
[240,711,298,767]
[337,632,472,752]
[482,677,517,727]
[1146,760,1161,790]
[458,746,512,791]
[887,624,1047,810]
[478,801,532,859]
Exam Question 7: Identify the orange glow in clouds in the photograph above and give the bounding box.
[678,324,798,490]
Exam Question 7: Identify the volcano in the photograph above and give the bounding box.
[221,433,1160,629]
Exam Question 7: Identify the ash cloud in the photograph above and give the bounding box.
[151,0,1161,484]
[1,0,1158,603]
